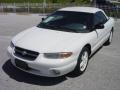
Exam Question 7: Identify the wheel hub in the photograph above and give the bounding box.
[80,51,88,71]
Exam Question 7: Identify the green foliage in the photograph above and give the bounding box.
[76,0,90,4]
[0,0,90,4]
[0,0,43,3]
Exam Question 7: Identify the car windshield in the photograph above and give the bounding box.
[37,11,93,33]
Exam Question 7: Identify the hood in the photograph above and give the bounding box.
[13,27,85,53]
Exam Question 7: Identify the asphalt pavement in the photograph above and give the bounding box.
[0,13,120,90]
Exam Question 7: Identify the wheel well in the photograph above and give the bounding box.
[84,44,91,55]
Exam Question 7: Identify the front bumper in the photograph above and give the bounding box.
[7,46,77,77]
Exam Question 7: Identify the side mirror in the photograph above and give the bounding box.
[42,18,45,21]
[95,24,104,29]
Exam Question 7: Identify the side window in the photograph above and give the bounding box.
[94,11,108,25]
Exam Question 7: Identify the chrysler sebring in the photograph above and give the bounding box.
[7,7,115,77]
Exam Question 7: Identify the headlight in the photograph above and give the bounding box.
[10,41,15,48]
[44,52,72,59]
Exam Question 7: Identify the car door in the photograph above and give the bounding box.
[93,11,109,48]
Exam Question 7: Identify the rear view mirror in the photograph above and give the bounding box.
[42,18,45,21]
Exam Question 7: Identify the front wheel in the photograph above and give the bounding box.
[73,47,89,75]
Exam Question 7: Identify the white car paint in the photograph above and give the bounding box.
[7,7,115,77]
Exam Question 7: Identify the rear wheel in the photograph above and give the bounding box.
[73,47,89,75]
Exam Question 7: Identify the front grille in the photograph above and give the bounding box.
[15,59,31,70]
[14,47,39,61]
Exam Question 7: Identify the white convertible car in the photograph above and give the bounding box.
[7,7,115,77]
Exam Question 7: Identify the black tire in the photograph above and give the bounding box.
[105,31,113,45]
[73,47,90,75]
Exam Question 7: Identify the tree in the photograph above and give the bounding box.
[70,0,75,3]
[52,0,57,3]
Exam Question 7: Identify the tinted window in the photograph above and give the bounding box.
[94,11,108,25]
[37,11,94,33]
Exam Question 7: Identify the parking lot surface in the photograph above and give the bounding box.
[0,13,120,90]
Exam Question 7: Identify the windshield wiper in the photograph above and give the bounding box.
[48,25,79,33]
[38,23,79,33]
[59,26,80,33]
[38,23,60,30]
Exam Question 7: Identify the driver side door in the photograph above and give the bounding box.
[92,11,109,51]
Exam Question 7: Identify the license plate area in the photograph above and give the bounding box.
[15,59,31,70]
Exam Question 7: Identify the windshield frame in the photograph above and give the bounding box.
[37,11,94,33]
